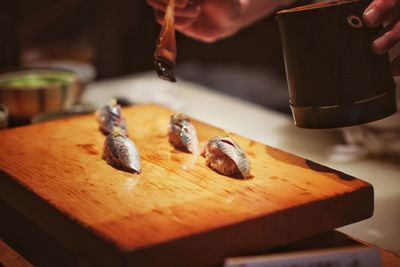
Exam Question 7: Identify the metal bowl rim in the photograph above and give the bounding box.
[0,67,79,90]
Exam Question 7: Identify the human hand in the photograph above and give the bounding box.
[147,0,246,42]
[363,0,400,76]
[147,0,292,43]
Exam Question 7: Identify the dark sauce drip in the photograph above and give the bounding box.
[154,56,176,82]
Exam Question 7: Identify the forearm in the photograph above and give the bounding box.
[236,0,296,30]
[148,0,298,42]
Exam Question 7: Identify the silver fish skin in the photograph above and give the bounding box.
[168,113,199,154]
[203,136,251,178]
[95,100,128,136]
[103,128,141,173]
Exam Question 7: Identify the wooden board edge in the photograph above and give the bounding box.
[125,184,374,267]
[0,170,127,267]
[0,169,374,267]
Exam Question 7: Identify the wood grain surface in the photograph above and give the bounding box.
[0,104,374,267]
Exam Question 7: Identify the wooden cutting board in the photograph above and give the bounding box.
[0,104,373,267]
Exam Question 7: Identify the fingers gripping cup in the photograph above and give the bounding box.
[276,0,397,129]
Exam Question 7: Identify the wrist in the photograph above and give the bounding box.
[235,0,296,29]
[237,0,250,16]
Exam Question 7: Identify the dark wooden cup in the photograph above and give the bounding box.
[277,0,397,129]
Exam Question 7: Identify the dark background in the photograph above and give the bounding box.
[0,0,311,112]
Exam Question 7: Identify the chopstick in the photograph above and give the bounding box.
[154,0,177,82]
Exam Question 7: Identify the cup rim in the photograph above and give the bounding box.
[277,0,359,14]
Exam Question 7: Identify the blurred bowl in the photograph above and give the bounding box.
[0,103,9,129]
[0,68,83,119]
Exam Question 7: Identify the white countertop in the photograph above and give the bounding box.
[82,71,400,255]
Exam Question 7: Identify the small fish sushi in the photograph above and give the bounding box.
[168,113,199,154]
[95,99,128,136]
[202,136,251,179]
[103,127,141,173]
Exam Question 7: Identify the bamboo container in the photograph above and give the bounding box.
[277,0,397,128]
